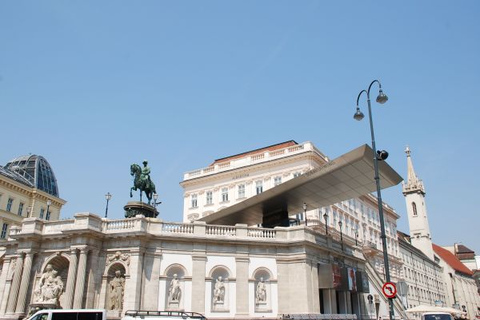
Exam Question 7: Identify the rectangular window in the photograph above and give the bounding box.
[206,191,213,205]
[221,188,229,202]
[6,198,13,212]
[293,172,301,178]
[274,176,282,186]
[0,223,8,239]
[191,194,198,208]
[40,208,45,219]
[18,202,24,216]
[256,181,263,194]
[238,184,245,199]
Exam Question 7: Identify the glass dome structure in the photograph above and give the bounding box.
[3,154,59,197]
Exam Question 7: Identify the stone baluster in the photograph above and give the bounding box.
[15,251,34,314]
[64,249,78,309]
[73,248,88,309]
[6,253,24,314]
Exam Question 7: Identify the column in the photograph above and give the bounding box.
[191,255,206,313]
[6,253,24,314]
[235,256,249,317]
[73,247,88,309]
[15,252,34,314]
[64,249,78,309]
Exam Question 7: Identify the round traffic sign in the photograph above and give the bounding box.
[382,282,397,298]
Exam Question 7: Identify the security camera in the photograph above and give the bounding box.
[376,150,389,161]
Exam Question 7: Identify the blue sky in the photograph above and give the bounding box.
[1,1,479,254]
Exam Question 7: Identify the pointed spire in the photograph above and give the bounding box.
[402,146,425,194]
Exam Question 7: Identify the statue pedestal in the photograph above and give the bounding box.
[124,201,158,218]
[28,303,58,317]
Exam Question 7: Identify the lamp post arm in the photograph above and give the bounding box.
[367,79,382,96]
[356,90,368,107]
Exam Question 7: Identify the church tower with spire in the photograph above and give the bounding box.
[402,146,435,260]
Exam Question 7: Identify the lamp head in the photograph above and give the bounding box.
[323,213,328,220]
[338,221,342,228]
[353,108,364,121]
[376,89,388,104]
[105,192,112,200]
[376,150,389,161]
[303,202,307,211]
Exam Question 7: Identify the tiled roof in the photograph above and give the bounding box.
[211,140,298,165]
[433,243,473,276]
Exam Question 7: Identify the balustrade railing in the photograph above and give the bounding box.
[162,223,194,234]
[183,141,327,180]
[206,225,236,236]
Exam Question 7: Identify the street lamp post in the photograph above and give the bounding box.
[354,79,394,320]
[323,213,329,235]
[338,221,344,251]
[355,228,359,246]
[105,192,112,218]
[153,193,162,212]
[303,203,308,226]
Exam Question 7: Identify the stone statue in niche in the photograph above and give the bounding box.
[109,270,125,311]
[213,276,225,303]
[256,277,266,303]
[34,264,64,305]
[168,274,182,303]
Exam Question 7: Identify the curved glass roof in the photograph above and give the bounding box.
[3,155,59,196]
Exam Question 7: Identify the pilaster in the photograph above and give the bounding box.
[235,256,249,317]
[123,248,145,312]
[191,255,207,313]
[6,253,24,314]
[0,257,12,314]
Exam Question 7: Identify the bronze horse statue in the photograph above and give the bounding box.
[130,163,156,205]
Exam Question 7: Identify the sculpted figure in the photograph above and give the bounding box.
[130,161,156,205]
[256,277,266,303]
[109,271,125,311]
[168,274,181,303]
[35,264,64,304]
[213,276,225,303]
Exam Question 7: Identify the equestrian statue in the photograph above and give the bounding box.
[130,160,156,205]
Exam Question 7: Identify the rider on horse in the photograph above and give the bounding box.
[141,160,152,190]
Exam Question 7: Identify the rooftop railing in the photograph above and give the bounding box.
[183,141,328,180]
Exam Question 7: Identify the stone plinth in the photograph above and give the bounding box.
[124,201,158,218]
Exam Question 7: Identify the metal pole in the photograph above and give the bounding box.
[365,83,395,320]
[105,192,111,218]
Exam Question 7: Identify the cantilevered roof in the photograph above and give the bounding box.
[200,144,403,226]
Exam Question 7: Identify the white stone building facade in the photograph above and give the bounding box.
[0,213,371,320]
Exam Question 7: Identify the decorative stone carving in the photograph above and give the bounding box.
[34,264,64,306]
[255,277,266,304]
[109,271,125,311]
[168,274,181,304]
[213,276,225,304]
[106,251,130,267]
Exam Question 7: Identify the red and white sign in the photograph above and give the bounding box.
[382,282,397,298]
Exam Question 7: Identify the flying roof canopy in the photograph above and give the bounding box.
[200,144,403,226]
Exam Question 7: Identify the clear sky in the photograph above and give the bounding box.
[1,1,479,254]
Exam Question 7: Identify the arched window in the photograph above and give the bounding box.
[412,202,417,216]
